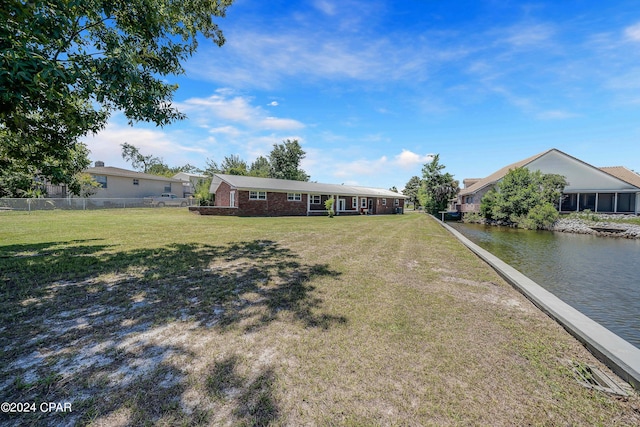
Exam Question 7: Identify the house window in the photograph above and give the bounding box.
[382,198,386,206]
[287,193,302,201]
[352,197,357,208]
[361,198,367,208]
[309,195,321,204]
[93,175,107,188]
[164,184,171,192]
[249,191,267,200]
[230,191,235,207]
[394,198,399,206]
[133,179,139,186]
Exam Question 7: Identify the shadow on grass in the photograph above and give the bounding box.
[0,239,344,426]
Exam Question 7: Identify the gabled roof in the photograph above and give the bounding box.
[599,167,640,188]
[86,166,183,183]
[210,174,407,198]
[459,149,551,196]
[459,149,640,196]
[173,172,208,180]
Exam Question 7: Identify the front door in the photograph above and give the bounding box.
[368,198,373,213]
[338,198,346,212]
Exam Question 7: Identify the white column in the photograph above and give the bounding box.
[595,193,599,212]
[614,193,618,213]
[307,193,311,216]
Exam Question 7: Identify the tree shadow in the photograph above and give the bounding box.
[0,239,344,425]
[205,355,279,426]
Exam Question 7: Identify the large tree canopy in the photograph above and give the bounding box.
[202,141,310,181]
[419,154,459,215]
[402,175,422,208]
[0,0,232,195]
[479,167,567,229]
[268,139,309,182]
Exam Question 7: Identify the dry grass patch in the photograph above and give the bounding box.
[0,209,638,426]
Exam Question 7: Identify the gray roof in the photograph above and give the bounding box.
[86,166,183,183]
[210,174,407,198]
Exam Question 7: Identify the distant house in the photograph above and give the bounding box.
[456,149,640,215]
[86,161,184,198]
[192,174,406,216]
[173,172,209,197]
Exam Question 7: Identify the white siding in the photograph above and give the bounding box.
[527,151,637,192]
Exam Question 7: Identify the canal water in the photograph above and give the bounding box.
[448,222,640,349]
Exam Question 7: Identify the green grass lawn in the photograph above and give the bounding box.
[1,209,638,426]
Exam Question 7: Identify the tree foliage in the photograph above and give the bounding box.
[419,154,459,215]
[121,143,199,177]
[202,140,310,181]
[268,139,309,181]
[403,176,422,208]
[249,156,271,178]
[0,136,91,197]
[204,154,248,176]
[1,0,232,194]
[479,167,567,229]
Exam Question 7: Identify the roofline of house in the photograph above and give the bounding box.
[211,174,408,198]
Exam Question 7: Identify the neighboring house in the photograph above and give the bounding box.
[86,161,184,198]
[457,149,640,215]
[194,174,406,216]
[173,172,208,197]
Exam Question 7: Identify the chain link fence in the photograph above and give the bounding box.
[0,198,195,212]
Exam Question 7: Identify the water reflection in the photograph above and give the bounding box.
[449,222,640,349]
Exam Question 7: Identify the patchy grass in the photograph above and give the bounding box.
[1,209,638,426]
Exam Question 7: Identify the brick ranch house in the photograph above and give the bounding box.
[455,148,640,215]
[190,174,407,216]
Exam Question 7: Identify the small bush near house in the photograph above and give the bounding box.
[324,197,335,217]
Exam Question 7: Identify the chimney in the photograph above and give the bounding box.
[95,161,105,167]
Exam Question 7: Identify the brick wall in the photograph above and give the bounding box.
[189,206,238,216]
[197,184,405,216]
[237,191,307,216]
[215,181,232,207]
[374,197,404,214]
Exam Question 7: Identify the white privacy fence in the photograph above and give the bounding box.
[0,198,195,212]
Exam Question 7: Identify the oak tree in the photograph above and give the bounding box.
[1,0,232,195]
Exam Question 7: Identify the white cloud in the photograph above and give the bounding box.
[536,110,579,120]
[501,23,556,48]
[393,150,435,169]
[186,24,444,89]
[81,120,204,169]
[625,22,640,41]
[209,125,242,136]
[177,90,304,131]
[329,149,431,181]
[314,0,336,16]
[268,101,279,106]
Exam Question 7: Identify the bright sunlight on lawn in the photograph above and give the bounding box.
[1,209,638,426]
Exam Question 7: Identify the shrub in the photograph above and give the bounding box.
[324,198,335,218]
[521,202,559,230]
[462,212,485,224]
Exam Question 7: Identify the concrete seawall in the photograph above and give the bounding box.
[439,220,640,390]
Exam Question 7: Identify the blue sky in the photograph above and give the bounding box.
[83,0,640,191]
